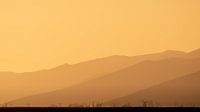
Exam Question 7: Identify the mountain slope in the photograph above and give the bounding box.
[186,48,200,58]
[0,50,186,103]
[9,57,200,106]
[106,71,200,107]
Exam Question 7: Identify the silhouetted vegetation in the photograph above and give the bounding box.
[0,100,198,108]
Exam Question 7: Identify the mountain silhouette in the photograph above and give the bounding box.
[106,71,200,107]
[0,50,186,103]
[9,57,200,106]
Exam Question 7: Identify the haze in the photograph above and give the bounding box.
[0,0,200,72]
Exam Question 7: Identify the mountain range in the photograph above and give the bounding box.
[0,49,187,103]
[4,48,200,107]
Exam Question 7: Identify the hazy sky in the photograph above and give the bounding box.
[0,0,200,72]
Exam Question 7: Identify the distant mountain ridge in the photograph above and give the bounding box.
[8,48,200,106]
[0,48,200,105]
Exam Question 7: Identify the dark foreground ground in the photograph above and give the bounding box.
[0,107,200,112]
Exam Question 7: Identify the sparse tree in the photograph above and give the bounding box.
[3,102,9,107]
[142,100,148,107]
[155,101,160,107]
[111,103,116,107]
[122,102,131,107]
[96,102,103,107]
[191,104,195,107]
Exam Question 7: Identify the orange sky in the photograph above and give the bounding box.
[0,0,200,72]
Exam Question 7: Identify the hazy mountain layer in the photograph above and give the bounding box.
[9,57,200,106]
[0,49,186,103]
[106,71,200,107]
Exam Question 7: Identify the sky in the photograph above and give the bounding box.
[0,0,200,72]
